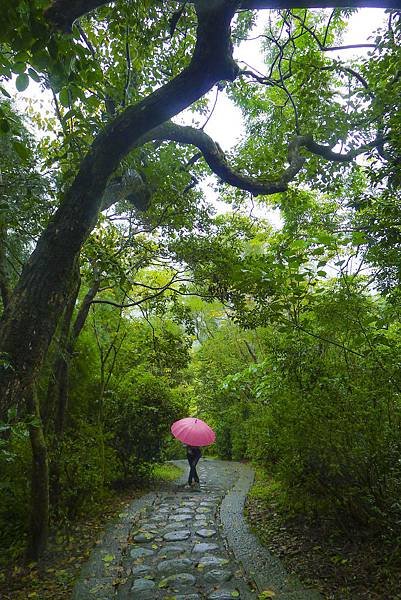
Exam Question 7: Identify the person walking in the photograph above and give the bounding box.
[186,444,201,487]
[170,417,215,489]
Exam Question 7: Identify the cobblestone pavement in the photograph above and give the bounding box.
[72,460,321,600]
[116,459,256,599]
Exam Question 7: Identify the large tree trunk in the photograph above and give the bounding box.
[26,384,49,560]
[0,0,239,422]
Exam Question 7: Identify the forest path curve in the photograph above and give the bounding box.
[72,459,321,600]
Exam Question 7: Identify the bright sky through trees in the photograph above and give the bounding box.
[196,8,387,224]
[5,7,387,229]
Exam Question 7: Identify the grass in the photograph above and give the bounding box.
[152,462,183,482]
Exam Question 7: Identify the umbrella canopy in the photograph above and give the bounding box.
[171,417,216,447]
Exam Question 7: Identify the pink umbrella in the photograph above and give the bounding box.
[171,417,216,447]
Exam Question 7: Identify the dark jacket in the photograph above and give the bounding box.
[186,445,201,461]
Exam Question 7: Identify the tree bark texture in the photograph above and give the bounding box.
[0,0,240,421]
[26,385,49,560]
[54,273,100,435]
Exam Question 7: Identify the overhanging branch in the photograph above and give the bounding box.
[298,134,383,162]
[141,121,305,196]
[139,123,384,195]
[44,0,112,32]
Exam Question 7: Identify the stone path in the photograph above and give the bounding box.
[72,460,322,600]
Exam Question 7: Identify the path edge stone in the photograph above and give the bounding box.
[220,462,323,600]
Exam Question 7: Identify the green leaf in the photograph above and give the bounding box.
[28,68,41,83]
[291,239,308,250]
[0,119,10,133]
[0,86,11,98]
[13,140,30,162]
[352,231,367,245]
[59,87,70,108]
[317,270,327,277]
[101,553,115,563]
[12,62,26,75]
[15,73,29,92]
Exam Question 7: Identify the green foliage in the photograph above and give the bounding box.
[0,422,31,560]
[1,0,401,565]
[151,462,183,482]
[49,424,118,519]
[195,279,401,528]
[106,369,185,480]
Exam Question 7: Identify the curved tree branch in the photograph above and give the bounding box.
[298,134,384,162]
[44,0,398,34]
[140,121,305,196]
[44,0,112,32]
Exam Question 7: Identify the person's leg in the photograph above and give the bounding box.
[193,456,200,483]
[188,457,195,485]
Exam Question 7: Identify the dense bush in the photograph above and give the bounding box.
[0,312,190,556]
[106,369,186,480]
[194,283,401,528]
[0,422,31,561]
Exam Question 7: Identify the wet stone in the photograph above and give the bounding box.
[194,520,210,527]
[138,523,158,531]
[149,516,166,523]
[130,547,155,559]
[207,588,240,599]
[159,544,186,556]
[131,564,153,576]
[163,523,191,534]
[195,529,217,538]
[173,595,201,600]
[164,530,191,541]
[175,507,194,514]
[196,507,212,513]
[204,569,232,583]
[160,572,197,587]
[157,558,193,574]
[131,577,156,591]
[198,555,230,568]
[170,514,192,522]
[192,542,219,553]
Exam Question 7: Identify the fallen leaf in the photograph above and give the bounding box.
[102,554,115,563]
